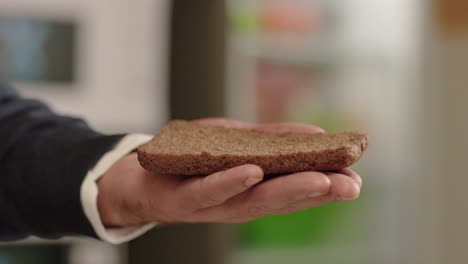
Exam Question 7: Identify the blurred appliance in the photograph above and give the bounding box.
[0,0,169,134]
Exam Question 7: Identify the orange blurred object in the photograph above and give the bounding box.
[435,0,468,33]
[259,2,321,33]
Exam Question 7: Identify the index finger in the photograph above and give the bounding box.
[194,118,325,134]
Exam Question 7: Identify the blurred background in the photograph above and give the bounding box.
[0,0,466,263]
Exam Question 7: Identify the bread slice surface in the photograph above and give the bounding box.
[137,120,368,176]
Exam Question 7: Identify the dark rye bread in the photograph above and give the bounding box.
[137,120,368,176]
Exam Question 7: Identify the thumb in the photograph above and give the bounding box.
[179,165,264,209]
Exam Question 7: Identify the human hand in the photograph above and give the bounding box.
[97,118,362,226]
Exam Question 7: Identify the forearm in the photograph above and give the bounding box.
[0,85,124,239]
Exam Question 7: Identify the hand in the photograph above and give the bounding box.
[97,118,362,226]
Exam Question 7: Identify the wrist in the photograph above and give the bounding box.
[96,153,146,227]
[96,172,125,227]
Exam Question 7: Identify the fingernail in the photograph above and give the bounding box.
[244,176,262,187]
[355,177,363,188]
[342,182,361,200]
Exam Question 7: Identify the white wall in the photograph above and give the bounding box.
[1,0,170,133]
[337,1,424,263]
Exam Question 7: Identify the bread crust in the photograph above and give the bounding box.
[137,120,368,176]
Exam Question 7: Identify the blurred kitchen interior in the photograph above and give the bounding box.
[0,0,467,263]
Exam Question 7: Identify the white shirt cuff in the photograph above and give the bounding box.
[80,134,157,244]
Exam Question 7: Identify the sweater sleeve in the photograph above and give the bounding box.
[0,83,125,240]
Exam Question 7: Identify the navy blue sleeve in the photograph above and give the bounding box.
[0,84,125,240]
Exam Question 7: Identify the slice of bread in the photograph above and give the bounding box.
[137,120,368,176]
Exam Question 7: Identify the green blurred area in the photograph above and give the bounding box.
[239,112,368,248]
[227,7,258,34]
[240,190,368,248]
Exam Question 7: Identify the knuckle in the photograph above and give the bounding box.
[198,178,225,208]
[185,179,209,209]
